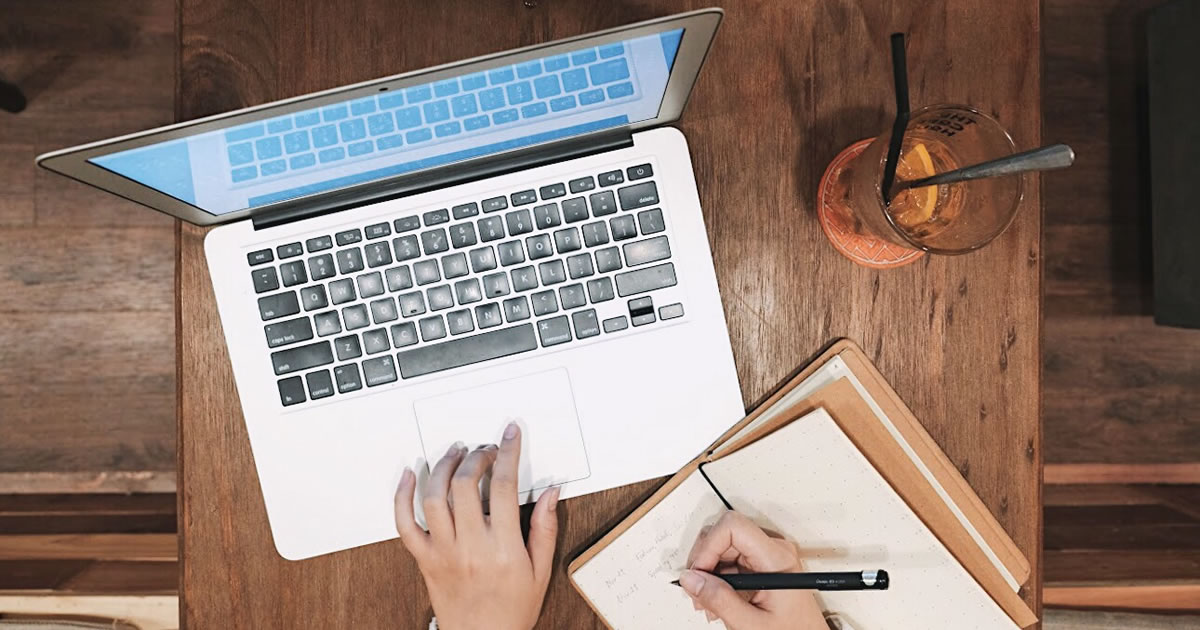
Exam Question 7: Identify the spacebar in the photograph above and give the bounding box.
[396,323,538,379]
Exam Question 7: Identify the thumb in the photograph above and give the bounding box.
[527,486,561,585]
[678,570,764,629]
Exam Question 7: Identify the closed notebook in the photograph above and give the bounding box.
[568,340,1036,629]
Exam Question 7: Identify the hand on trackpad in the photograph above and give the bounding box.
[413,368,591,499]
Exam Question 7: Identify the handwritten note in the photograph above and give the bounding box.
[571,470,728,628]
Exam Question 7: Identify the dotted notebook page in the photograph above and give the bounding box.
[703,408,1019,630]
[571,470,729,629]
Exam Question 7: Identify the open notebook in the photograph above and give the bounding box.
[569,340,1037,629]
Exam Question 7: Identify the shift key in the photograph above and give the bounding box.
[271,341,334,375]
[615,262,677,297]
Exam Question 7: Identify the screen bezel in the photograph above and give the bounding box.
[36,9,722,226]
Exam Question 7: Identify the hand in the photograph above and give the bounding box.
[680,511,826,630]
[394,423,560,630]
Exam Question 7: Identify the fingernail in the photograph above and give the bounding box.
[446,442,465,457]
[503,422,519,440]
[400,467,414,487]
[705,611,717,622]
[678,570,704,596]
[482,443,499,451]
[546,486,561,512]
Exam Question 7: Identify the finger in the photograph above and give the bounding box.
[393,467,430,560]
[422,442,466,543]
[678,569,766,629]
[449,445,498,534]
[488,422,522,535]
[688,511,798,573]
[527,485,561,585]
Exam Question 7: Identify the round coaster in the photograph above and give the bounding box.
[817,139,925,269]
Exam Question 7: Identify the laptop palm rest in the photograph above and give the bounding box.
[413,368,591,501]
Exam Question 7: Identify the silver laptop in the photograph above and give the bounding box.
[37,9,743,560]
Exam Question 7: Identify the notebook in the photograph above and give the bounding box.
[568,339,1037,629]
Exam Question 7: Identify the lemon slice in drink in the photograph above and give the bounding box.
[890,142,937,229]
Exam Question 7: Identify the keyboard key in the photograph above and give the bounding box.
[362,355,398,386]
[362,328,391,354]
[610,215,637,241]
[538,260,566,285]
[510,190,537,206]
[447,309,475,335]
[393,234,421,261]
[336,248,365,274]
[248,249,274,265]
[322,105,349,122]
[313,311,342,337]
[391,321,418,348]
[289,153,316,169]
[493,108,521,125]
[406,128,433,144]
[602,316,628,333]
[264,316,314,348]
[567,253,594,279]
[294,111,320,127]
[579,89,605,106]
[476,303,503,329]
[569,177,596,194]
[479,216,505,242]
[259,292,300,321]
[279,261,307,287]
[397,323,537,379]
[451,93,478,117]
[559,283,586,309]
[624,235,672,267]
[367,112,395,136]
[228,142,254,166]
[595,247,622,273]
[371,298,399,324]
[581,221,609,247]
[660,303,685,320]
[406,84,433,103]
[419,315,447,341]
[312,125,338,148]
[454,278,483,304]
[521,102,548,118]
[365,242,393,268]
[334,364,363,393]
[339,118,366,142]
[629,297,655,327]
[526,234,553,260]
[306,236,333,252]
[423,209,450,226]
[571,48,598,65]
[483,272,511,297]
[385,265,413,292]
[562,68,587,92]
[252,268,280,293]
[534,203,561,229]
[505,209,533,236]
[398,291,426,317]
[342,303,371,330]
[544,55,569,71]
[516,61,542,78]
[336,229,363,246]
[588,58,630,85]
[599,43,624,58]
[450,223,477,249]
[587,277,615,303]
[537,315,572,347]
[511,266,538,291]
[378,134,405,150]
[255,137,283,160]
[396,106,422,129]
[306,370,335,400]
[334,335,362,361]
[572,309,601,339]
[503,296,531,322]
[413,260,441,286]
[358,272,385,298]
[553,227,582,253]
[441,252,469,278]
[277,242,304,258]
[482,196,508,213]
[506,81,533,105]
[300,285,328,311]
[618,181,659,210]
[318,147,346,163]
[532,290,558,316]
[463,115,490,131]
[421,229,449,255]
[534,74,561,98]
[283,131,310,154]
[423,100,450,124]
[365,223,391,239]
[632,311,656,327]
[550,95,578,112]
[562,197,589,223]
[615,262,676,297]
[452,202,480,220]
[462,72,487,90]
[606,82,634,99]
[271,341,334,375]
[427,285,454,311]
[329,278,356,304]
[590,190,618,216]
[261,159,287,175]
[394,216,421,233]
[637,208,665,235]
[278,376,306,406]
[479,87,506,111]
[598,170,624,186]
[469,246,497,272]
[627,163,654,181]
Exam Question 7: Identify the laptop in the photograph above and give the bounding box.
[37,8,744,560]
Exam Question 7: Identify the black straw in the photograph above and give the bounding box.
[880,33,911,204]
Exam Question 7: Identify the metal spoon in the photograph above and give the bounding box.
[892,143,1075,192]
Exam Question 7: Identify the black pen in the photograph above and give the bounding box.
[670,570,889,591]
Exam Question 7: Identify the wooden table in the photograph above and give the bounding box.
[177,1,1042,627]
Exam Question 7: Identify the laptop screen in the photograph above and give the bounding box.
[87,29,684,217]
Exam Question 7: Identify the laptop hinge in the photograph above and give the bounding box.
[252,131,634,230]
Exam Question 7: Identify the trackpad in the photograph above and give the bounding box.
[413,368,591,499]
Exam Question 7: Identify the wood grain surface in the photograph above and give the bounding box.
[178,1,1042,627]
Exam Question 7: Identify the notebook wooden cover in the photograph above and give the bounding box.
[568,339,1035,628]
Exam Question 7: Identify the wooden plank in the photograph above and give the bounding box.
[1046,464,1200,485]
[0,560,178,593]
[0,595,177,630]
[1044,583,1200,612]
[0,473,177,495]
[0,494,176,535]
[178,0,1042,627]
[0,535,176,562]
[1045,550,1200,583]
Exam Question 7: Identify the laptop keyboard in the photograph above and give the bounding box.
[224,44,637,184]
[247,162,685,407]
